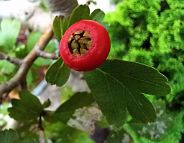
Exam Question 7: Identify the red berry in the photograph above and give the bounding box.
[59,20,111,71]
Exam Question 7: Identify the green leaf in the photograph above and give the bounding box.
[100,60,170,96]
[0,129,19,143]
[46,58,70,86]
[84,59,170,125]
[0,60,16,83]
[15,44,27,58]
[26,32,42,52]
[62,18,70,35]
[39,0,49,12]
[53,16,63,40]
[52,5,105,39]
[91,9,105,23]
[60,85,74,103]
[84,68,128,126]
[34,57,52,67]
[53,16,70,38]
[27,70,34,88]
[53,92,94,123]
[0,19,21,52]
[126,90,156,123]
[8,90,43,122]
[0,60,16,75]
[68,5,91,27]
[45,122,95,143]
[45,39,57,53]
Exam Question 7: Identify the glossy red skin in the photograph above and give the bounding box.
[59,20,110,71]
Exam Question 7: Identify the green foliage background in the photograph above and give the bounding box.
[105,0,184,142]
[106,0,184,102]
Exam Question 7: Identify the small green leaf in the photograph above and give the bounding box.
[8,90,43,122]
[46,58,70,86]
[0,60,15,84]
[84,59,170,125]
[26,32,42,52]
[0,129,19,143]
[15,44,27,58]
[0,60,16,75]
[60,85,74,103]
[68,5,91,27]
[53,16,63,40]
[53,92,94,123]
[91,9,105,23]
[0,19,21,52]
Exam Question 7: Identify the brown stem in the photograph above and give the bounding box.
[0,28,53,97]
[38,115,44,131]
[20,79,28,90]
[36,49,58,60]
[0,52,22,65]
[0,0,79,97]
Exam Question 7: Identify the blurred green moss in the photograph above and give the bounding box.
[105,0,184,102]
[106,1,184,142]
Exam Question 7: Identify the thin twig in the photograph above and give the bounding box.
[0,0,79,97]
[0,52,22,65]
[0,28,53,97]
[20,80,28,90]
[36,49,58,60]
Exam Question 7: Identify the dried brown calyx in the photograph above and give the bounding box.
[68,31,92,56]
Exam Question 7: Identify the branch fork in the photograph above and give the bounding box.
[0,28,54,97]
